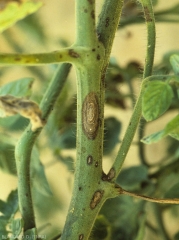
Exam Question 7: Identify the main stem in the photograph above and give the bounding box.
[61,0,124,239]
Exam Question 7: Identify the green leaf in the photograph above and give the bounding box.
[0,190,18,220]
[164,182,179,198]
[116,165,148,191]
[0,219,8,236]
[24,228,37,240]
[142,115,179,144]
[10,218,23,239]
[100,196,145,240]
[0,77,34,97]
[134,214,146,240]
[165,115,179,140]
[170,54,179,75]
[174,231,179,240]
[31,147,52,196]
[90,215,112,240]
[0,134,16,175]
[5,190,19,218]
[103,117,121,155]
[0,115,29,132]
[142,81,174,121]
[141,130,166,144]
[0,0,43,33]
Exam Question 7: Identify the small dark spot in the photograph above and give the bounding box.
[25,193,28,197]
[87,155,93,165]
[144,6,152,22]
[101,171,108,181]
[95,161,98,167]
[129,122,132,126]
[90,190,104,209]
[69,49,80,58]
[84,9,88,13]
[79,187,82,191]
[79,234,84,240]
[92,48,95,52]
[15,57,21,61]
[96,54,100,60]
[59,54,62,58]
[87,0,94,4]
[140,181,149,189]
[91,10,95,19]
[105,17,110,27]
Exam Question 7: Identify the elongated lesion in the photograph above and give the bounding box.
[82,92,99,140]
[0,95,44,131]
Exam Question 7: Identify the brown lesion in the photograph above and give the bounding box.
[0,95,44,131]
[87,155,93,165]
[82,92,99,140]
[79,234,84,240]
[143,6,153,22]
[90,190,104,209]
[68,49,80,58]
[91,10,95,19]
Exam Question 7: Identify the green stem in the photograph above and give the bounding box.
[61,0,124,239]
[75,0,96,46]
[109,0,156,179]
[15,64,71,232]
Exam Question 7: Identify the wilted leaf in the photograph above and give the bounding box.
[0,0,43,33]
[0,95,44,131]
[142,81,174,121]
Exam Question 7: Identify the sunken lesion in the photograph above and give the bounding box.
[102,168,116,182]
[79,234,84,240]
[90,190,104,209]
[82,92,99,140]
[143,6,153,22]
[87,155,93,165]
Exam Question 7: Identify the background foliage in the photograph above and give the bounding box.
[0,0,179,239]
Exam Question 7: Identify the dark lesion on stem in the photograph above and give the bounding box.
[143,6,153,22]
